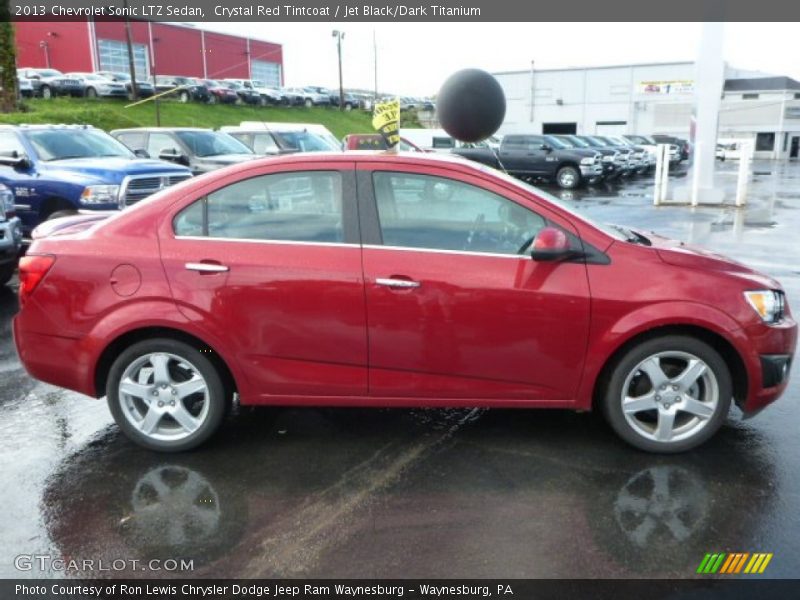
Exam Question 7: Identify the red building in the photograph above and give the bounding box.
[14,21,283,85]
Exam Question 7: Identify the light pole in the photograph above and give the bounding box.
[332,30,344,111]
[123,0,138,101]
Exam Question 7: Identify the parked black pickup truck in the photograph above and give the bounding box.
[452,134,603,189]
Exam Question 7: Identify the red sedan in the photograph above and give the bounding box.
[13,153,797,453]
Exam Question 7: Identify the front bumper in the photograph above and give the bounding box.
[0,217,23,264]
[580,164,604,177]
[740,317,797,412]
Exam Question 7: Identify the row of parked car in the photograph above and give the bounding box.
[15,67,435,113]
[346,129,691,190]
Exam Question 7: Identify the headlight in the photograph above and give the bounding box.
[744,290,786,324]
[80,185,120,204]
[580,157,596,165]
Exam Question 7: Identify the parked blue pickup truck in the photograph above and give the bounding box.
[0,125,193,236]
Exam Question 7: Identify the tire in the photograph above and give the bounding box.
[106,338,228,452]
[207,94,216,105]
[47,209,79,220]
[555,165,581,189]
[85,87,97,99]
[0,262,15,287]
[344,103,353,111]
[178,90,190,103]
[40,85,52,99]
[304,98,313,108]
[601,335,732,453]
[258,95,267,107]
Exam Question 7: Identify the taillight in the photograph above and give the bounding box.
[18,254,55,307]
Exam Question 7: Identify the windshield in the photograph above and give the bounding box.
[471,162,627,241]
[174,131,253,157]
[625,135,650,145]
[543,135,570,149]
[273,131,339,152]
[564,135,590,148]
[24,129,134,161]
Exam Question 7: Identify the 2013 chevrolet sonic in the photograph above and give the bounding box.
[13,152,797,453]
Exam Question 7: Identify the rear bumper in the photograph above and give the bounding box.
[13,324,97,397]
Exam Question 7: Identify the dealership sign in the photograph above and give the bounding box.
[638,80,695,95]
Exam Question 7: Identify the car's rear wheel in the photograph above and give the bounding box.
[178,90,190,103]
[40,85,52,99]
[602,335,732,453]
[556,165,581,189]
[107,339,227,452]
[304,98,313,108]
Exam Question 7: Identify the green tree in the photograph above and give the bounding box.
[0,13,18,113]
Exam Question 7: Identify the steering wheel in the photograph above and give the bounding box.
[464,213,487,250]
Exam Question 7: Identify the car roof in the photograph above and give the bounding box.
[111,127,213,133]
[0,124,97,131]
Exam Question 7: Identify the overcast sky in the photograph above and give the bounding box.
[198,22,800,96]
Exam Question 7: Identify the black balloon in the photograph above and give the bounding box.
[437,69,506,143]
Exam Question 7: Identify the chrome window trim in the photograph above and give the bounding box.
[172,237,526,258]
[174,235,357,248]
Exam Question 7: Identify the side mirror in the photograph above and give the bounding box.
[158,148,184,163]
[133,148,151,159]
[530,227,577,262]
[0,151,31,169]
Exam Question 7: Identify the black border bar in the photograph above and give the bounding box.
[8,0,800,22]
[4,579,800,600]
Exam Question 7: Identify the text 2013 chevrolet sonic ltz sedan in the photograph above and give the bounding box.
[13,153,797,453]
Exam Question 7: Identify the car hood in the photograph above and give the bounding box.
[40,158,192,185]
[640,229,780,288]
[192,154,257,170]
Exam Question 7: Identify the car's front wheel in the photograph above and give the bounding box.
[178,90,190,103]
[107,339,227,452]
[602,335,732,453]
[85,87,97,98]
[40,85,52,99]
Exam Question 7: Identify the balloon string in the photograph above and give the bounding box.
[489,145,509,175]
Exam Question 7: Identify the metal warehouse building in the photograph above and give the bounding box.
[14,21,283,87]
[495,61,800,160]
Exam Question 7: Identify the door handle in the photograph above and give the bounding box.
[375,277,421,289]
[185,262,229,273]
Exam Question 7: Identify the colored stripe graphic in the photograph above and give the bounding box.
[702,552,773,574]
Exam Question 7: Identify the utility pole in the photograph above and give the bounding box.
[123,0,138,101]
[332,30,345,111]
[373,29,378,101]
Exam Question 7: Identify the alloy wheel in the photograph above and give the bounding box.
[621,351,719,443]
[118,352,210,442]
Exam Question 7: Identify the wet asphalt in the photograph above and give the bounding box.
[1,160,799,580]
